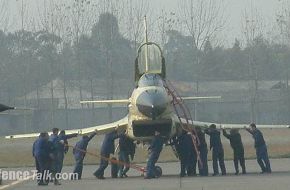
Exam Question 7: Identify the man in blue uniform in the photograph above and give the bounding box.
[196,127,208,176]
[223,128,246,175]
[118,134,136,178]
[49,128,62,185]
[186,132,197,176]
[245,123,271,173]
[72,132,97,179]
[58,130,78,173]
[176,131,190,177]
[94,130,120,179]
[205,124,226,176]
[33,132,51,186]
[176,131,197,177]
[145,131,164,179]
[32,134,42,181]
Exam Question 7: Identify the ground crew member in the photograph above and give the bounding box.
[49,128,62,185]
[223,128,246,175]
[94,130,120,179]
[118,134,136,178]
[196,127,208,176]
[145,131,164,179]
[176,131,190,177]
[205,124,226,176]
[72,132,97,180]
[58,130,78,173]
[33,132,51,186]
[245,123,271,173]
[187,132,197,176]
[32,133,42,181]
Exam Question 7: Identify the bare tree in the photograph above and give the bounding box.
[156,10,180,48]
[242,7,264,123]
[275,0,290,44]
[179,0,225,51]
[275,0,290,123]
[179,0,225,120]
[121,0,150,49]
[0,0,9,31]
[37,0,59,128]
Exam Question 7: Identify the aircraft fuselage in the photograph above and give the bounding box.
[125,73,178,142]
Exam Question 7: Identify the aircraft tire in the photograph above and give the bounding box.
[154,166,162,178]
[111,157,118,178]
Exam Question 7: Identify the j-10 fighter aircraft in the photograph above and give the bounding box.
[5,40,221,140]
[6,19,290,142]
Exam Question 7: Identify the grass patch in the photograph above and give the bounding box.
[1,128,290,168]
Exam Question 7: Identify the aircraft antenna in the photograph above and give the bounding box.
[144,16,149,72]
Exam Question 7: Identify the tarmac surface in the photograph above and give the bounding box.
[1,158,290,190]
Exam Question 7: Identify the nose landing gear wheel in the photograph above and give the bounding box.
[155,166,162,178]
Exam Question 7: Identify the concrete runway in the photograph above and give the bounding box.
[2,158,290,190]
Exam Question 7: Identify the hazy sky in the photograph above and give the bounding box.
[1,0,285,47]
[151,0,282,46]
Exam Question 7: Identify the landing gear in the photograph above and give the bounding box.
[111,157,118,178]
[154,166,162,178]
[142,165,163,178]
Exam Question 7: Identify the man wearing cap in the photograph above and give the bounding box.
[196,127,208,176]
[58,130,78,173]
[205,124,226,176]
[223,128,246,175]
[72,132,97,179]
[245,123,271,173]
[176,131,191,177]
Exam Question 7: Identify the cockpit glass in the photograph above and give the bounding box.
[138,74,163,87]
[137,44,162,74]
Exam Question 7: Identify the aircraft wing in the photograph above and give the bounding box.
[180,96,221,101]
[5,116,128,139]
[80,99,130,104]
[176,117,290,130]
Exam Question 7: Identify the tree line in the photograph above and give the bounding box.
[1,13,290,101]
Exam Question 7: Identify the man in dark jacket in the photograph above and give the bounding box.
[176,131,191,177]
[33,132,51,186]
[186,132,197,176]
[32,134,42,181]
[49,128,60,183]
[94,130,120,179]
[58,130,78,173]
[245,123,271,173]
[223,128,246,175]
[205,124,226,176]
[72,132,97,179]
[145,131,164,179]
[118,134,136,178]
[175,131,197,177]
[196,127,208,176]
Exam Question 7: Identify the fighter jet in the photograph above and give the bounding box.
[0,104,14,112]
[6,18,289,141]
[0,103,32,114]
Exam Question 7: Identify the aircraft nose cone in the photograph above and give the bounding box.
[136,89,167,119]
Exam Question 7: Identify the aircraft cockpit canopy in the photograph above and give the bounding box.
[135,42,166,82]
[138,73,163,87]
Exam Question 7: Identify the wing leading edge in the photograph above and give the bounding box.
[5,116,128,139]
[176,116,290,130]
[180,96,221,101]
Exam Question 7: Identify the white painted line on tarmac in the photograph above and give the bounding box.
[0,175,34,190]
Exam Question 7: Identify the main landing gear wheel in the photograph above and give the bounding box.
[111,157,118,178]
[154,166,162,178]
